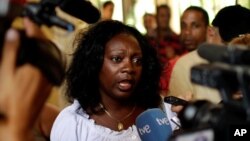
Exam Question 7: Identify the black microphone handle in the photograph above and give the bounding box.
[47,15,75,31]
[59,0,100,24]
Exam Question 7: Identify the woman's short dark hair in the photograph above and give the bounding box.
[66,20,162,114]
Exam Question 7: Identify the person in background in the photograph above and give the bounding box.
[143,13,157,39]
[160,6,209,97]
[147,4,182,67]
[100,0,114,21]
[145,4,182,98]
[155,4,179,42]
[170,5,250,113]
[180,6,209,52]
[50,20,179,141]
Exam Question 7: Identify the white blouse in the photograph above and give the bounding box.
[50,100,179,141]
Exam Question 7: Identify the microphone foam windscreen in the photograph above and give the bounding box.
[198,43,250,65]
[59,0,100,24]
[197,43,227,62]
[136,108,172,141]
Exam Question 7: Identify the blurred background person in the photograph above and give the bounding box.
[152,4,182,67]
[180,6,209,52]
[160,6,209,97]
[100,0,114,21]
[156,4,179,42]
[143,13,157,39]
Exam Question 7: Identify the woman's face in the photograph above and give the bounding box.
[99,33,142,100]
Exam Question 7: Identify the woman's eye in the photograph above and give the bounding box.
[133,57,142,65]
[111,56,122,62]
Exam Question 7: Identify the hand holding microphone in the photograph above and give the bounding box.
[164,95,190,114]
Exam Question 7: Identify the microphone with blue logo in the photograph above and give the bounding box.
[135,108,173,141]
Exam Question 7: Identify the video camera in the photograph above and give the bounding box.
[172,43,250,141]
[0,0,100,86]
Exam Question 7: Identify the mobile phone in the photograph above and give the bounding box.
[164,96,188,106]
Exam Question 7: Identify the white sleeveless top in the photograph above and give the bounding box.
[50,100,179,141]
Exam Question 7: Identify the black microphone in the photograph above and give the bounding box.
[59,0,100,24]
[23,0,100,31]
[24,3,74,31]
[197,43,250,65]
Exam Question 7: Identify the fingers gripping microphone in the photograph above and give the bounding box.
[135,108,172,141]
[197,43,250,65]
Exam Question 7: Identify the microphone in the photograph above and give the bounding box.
[135,108,172,141]
[23,3,74,31]
[197,43,250,65]
[59,0,100,24]
[23,0,100,31]
[191,62,250,112]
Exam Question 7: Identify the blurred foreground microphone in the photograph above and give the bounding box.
[135,108,172,141]
[23,0,100,31]
[191,63,239,92]
[197,43,250,65]
[59,0,100,24]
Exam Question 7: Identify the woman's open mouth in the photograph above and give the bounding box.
[118,80,134,91]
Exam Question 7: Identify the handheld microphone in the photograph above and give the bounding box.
[135,108,172,141]
[23,3,74,31]
[23,0,100,31]
[197,43,250,65]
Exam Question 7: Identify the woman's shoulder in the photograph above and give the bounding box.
[50,100,90,140]
[52,100,86,122]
